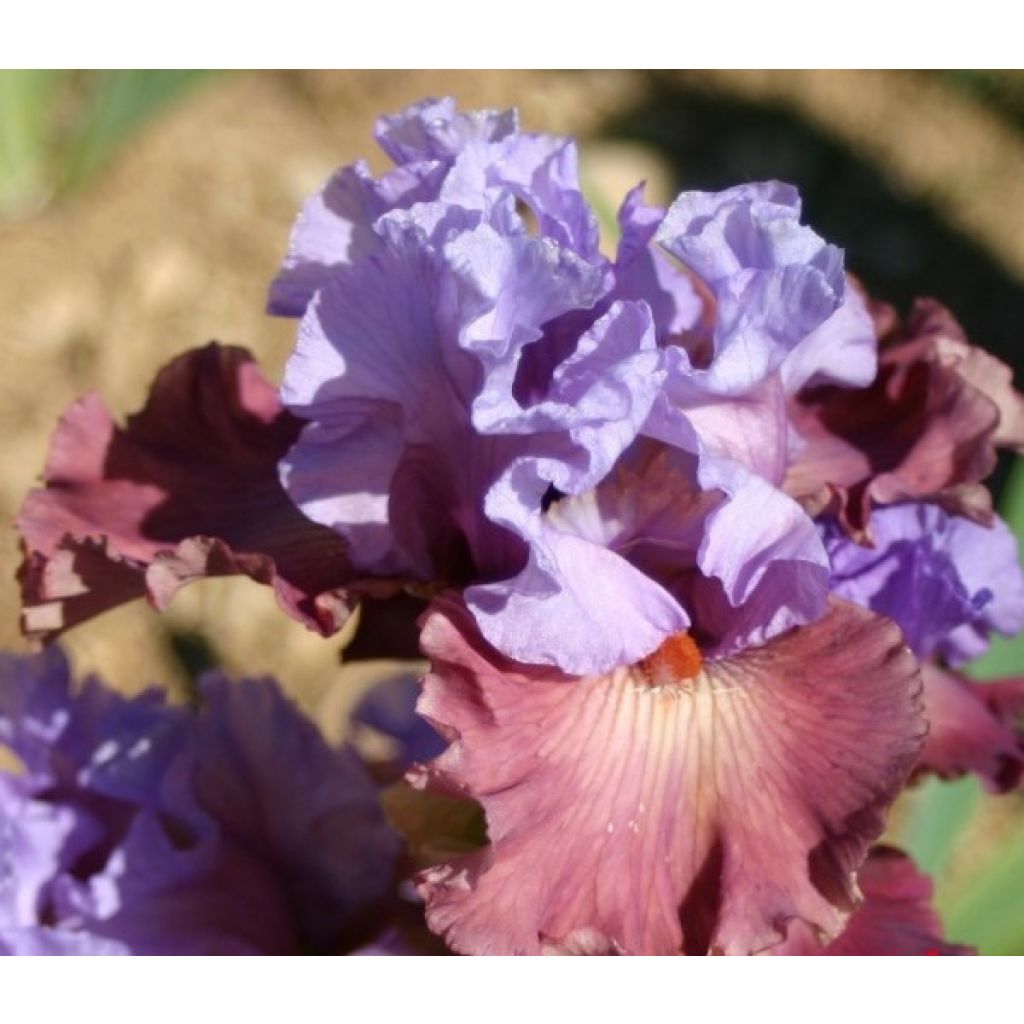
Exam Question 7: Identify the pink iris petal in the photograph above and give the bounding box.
[774,847,973,955]
[412,595,924,955]
[919,663,1024,793]
[17,344,358,642]
[786,298,1024,541]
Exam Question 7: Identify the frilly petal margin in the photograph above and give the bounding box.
[773,847,973,955]
[919,664,1024,793]
[411,596,925,955]
[17,344,359,642]
[786,298,1024,541]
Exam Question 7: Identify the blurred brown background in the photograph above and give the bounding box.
[2,70,1024,950]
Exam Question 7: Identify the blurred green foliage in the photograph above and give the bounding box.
[0,70,214,219]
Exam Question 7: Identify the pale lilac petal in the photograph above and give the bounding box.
[374,97,518,165]
[267,160,445,317]
[656,181,875,397]
[609,185,702,341]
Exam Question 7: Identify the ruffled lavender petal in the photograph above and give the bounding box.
[271,97,602,319]
[826,504,1024,665]
[656,181,876,397]
[609,185,702,342]
[267,161,446,317]
[374,97,518,165]
[280,212,657,601]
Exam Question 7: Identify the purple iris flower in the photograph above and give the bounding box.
[17,96,1020,957]
[271,98,881,677]
[0,649,400,955]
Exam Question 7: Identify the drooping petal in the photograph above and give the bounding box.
[774,847,973,955]
[18,344,356,642]
[918,664,1024,793]
[787,298,1024,540]
[826,504,1024,666]
[413,596,924,955]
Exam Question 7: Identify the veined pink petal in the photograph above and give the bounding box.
[17,344,360,641]
[412,596,924,955]
[774,847,973,955]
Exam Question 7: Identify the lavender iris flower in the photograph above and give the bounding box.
[15,96,1022,957]
[0,649,399,955]
[271,98,882,677]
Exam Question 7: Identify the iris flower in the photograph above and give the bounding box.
[13,97,1024,955]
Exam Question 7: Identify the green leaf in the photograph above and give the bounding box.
[0,70,63,215]
[897,775,982,879]
[58,70,215,194]
[940,812,1024,955]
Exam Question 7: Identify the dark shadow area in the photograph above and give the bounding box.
[164,627,220,698]
[602,77,1024,497]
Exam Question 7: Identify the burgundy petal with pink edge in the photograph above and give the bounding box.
[785,298,1024,541]
[918,663,1024,793]
[411,595,924,955]
[774,846,973,955]
[17,344,363,641]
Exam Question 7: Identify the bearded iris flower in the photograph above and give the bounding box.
[11,97,1024,955]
